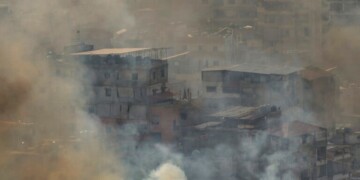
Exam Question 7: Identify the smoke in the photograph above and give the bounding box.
[323,26,360,83]
[0,0,136,179]
[148,163,187,180]
[0,1,347,180]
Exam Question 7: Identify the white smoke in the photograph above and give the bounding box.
[147,162,187,180]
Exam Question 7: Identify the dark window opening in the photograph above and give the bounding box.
[317,146,326,161]
[104,72,110,79]
[206,86,217,93]
[117,72,120,80]
[151,116,160,125]
[304,27,310,37]
[161,68,165,77]
[132,73,138,81]
[152,71,156,80]
[105,88,111,97]
[214,0,224,6]
[214,9,225,18]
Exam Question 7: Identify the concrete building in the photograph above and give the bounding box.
[201,63,303,109]
[268,120,328,179]
[201,64,338,128]
[62,48,171,123]
[300,66,338,128]
[327,0,360,26]
[195,0,258,29]
[327,144,352,180]
[180,104,281,152]
[256,0,327,63]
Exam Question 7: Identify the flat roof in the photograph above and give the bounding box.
[211,106,257,119]
[71,48,152,56]
[269,120,324,138]
[194,121,223,130]
[203,63,303,75]
[300,67,332,81]
[162,51,190,60]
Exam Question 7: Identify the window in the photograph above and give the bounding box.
[132,73,138,81]
[317,146,326,161]
[152,71,156,80]
[161,68,165,77]
[173,120,177,131]
[104,72,110,79]
[119,105,122,112]
[151,116,160,125]
[330,3,343,13]
[105,88,111,97]
[304,27,310,37]
[213,46,218,51]
[214,9,225,18]
[214,0,224,6]
[206,86,217,93]
[318,164,326,177]
[117,72,120,80]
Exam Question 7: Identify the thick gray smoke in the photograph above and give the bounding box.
[0,0,353,180]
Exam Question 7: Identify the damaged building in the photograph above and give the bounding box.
[59,47,172,125]
[201,63,338,128]
[201,63,303,109]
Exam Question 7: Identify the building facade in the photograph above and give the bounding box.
[61,48,170,123]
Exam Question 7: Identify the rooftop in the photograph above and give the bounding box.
[211,106,257,119]
[210,105,277,120]
[202,63,302,75]
[71,48,151,56]
[300,66,333,81]
[194,121,223,130]
[162,51,190,60]
[269,120,325,138]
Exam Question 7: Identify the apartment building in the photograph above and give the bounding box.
[327,0,360,26]
[257,0,327,63]
[59,47,170,123]
[195,0,258,29]
[269,120,328,179]
[201,63,303,108]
